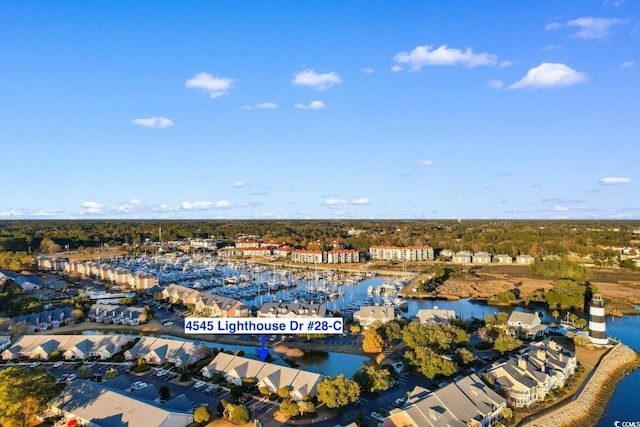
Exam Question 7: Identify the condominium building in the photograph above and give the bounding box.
[369,246,434,261]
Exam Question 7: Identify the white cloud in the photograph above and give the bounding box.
[80,201,104,215]
[487,80,504,89]
[0,210,23,217]
[351,198,370,205]
[567,17,623,39]
[242,102,278,110]
[295,100,325,110]
[234,182,246,188]
[546,17,623,39]
[545,22,561,30]
[132,116,174,128]
[292,69,341,90]
[418,159,433,166]
[361,67,375,74]
[622,61,635,68]
[33,210,61,217]
[393,44,498,71]
[553,206,569,211]
[499,60,516,68]
[152,204,173,212]
[390,64,403,72]
[600,177,631,185]
[509,63,588,89]
[180,201,214,210]
[118,199,144,213]
[185,72,234,98]
[542,45,562,51]
[179,200,230,210]
[324,199,347,206]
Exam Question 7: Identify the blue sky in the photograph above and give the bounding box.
[1,0,638,220]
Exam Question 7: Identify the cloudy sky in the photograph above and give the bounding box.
[1,1,638,220]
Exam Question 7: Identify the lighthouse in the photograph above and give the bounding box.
[588,294,608,345]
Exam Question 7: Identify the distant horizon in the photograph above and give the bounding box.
[1,1,638,220]
[1,217,639,223]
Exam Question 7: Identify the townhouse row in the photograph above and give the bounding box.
[37,256,158,289]
[2,334,210,368]
[201,353,324,401]
[439,250,535,265]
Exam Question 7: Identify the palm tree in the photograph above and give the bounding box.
[552,310,559,321]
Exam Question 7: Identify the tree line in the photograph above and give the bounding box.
[1,219,638,258]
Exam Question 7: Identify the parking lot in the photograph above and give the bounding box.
[6,360,281,425]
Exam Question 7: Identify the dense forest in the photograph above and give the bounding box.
[0,220,638,258]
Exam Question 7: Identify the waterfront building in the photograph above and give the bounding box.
[256,302,327,318]
[414,307,456,324]
[353,306,396,328]
[589,294,608,345]
[383,374,506,427]
[486,339,576,408]
[291,249,324,264]
[201,353,324,401]
[235,239,261,248]
[326,249,360,264]
[190,238,218,250]
[507,311,547,338]
[124,337,210,367]
[369,245,434,261]
[193,292,249,318]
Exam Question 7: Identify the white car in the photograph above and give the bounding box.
[29,361,41,368]
[66,374,77,381]
[52,361,64,368]
[370,412,385,422]
[131,381,148,390]
[163,321,174,326]
[155,369,169,377]
[192,381,207,390]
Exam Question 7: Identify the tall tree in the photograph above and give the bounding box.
[317,375,360,408]
[352,365,391,393]
[362,328,384,353]
[0,367,58,427]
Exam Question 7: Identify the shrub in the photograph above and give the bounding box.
[230,385,243,399]
[211,372,223,383]
[277,386,291,399]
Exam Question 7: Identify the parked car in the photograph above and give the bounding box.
[131,381,148,390]
[370,412,385,422]
[394,397,407,407]
[204,384,221,393]
[163,321,173,326]
[239,394,252,404]
[155,369,169,377]
[29,361,41,368]
[193,381,207,390]
[52,361,64,368]
[66,374,77,381]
